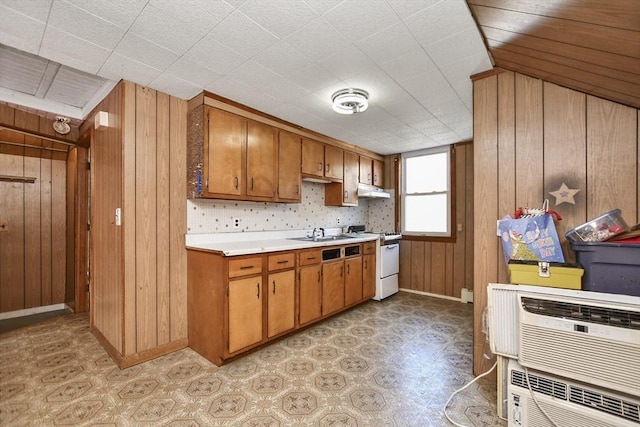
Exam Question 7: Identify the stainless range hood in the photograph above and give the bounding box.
[357,183,391,199]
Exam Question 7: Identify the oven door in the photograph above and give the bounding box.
[380,243,399,278]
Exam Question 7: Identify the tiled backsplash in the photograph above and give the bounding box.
[187,182,394,234]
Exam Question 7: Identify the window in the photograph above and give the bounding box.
[401,146,452,238]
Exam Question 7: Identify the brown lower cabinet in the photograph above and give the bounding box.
[187,241,376,366]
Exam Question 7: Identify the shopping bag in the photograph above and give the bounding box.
[498,214,565,264]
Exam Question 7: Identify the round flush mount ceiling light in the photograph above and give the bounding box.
[53,116,71,135]
[331,88,369,115]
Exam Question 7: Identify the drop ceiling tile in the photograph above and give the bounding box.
[305,0,343,15]
[425,28,488,68]
[131,1,230,55]
[166,57,221,88]
[149,0,234,33]
[230,60,282,89]
[261,77,310,103]
[150,73,202,100]
[63,0,147,28]
[289,63,341,92]
[404,0,475,46]
[0,45,49,94]
[40,26,111,74]
[115,32,179,71]
[184,34,247,75]
[99,52,162,86]
[210,10,279,59]
[239,0,318,39]
[253,41,313,78]
[323,0,400,42]
[379,49,437,83]
[317,45,377,81]
[0,5,47,55]
[356,22,420,64]
[205,76,256,105]
[45,66,107,107]
[0,0,52,23]
[244,93,284,115]
[285,18,350,62]
[386,0,442,19]
[48,0,126,50]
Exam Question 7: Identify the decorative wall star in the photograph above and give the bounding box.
[549,182,580,206]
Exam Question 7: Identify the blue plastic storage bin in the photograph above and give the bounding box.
[570,242,640,296]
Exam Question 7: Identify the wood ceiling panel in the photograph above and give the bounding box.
[468,0,640,108]
[482,27,640,76]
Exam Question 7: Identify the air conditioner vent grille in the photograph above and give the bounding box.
[521,297,640,330]
[570,386,640,423]
[511,369,567,400]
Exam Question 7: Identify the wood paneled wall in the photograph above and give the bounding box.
[398,142,474,298]
[0,152,66,312]
[472,70,639,375]
[90,81,188,367]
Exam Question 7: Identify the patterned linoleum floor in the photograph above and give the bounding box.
[0,292,505,426]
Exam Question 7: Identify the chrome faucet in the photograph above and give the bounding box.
[312,227,325,239]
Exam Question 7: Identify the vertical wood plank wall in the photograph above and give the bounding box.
[398,142,474,299]
[90,81,187,366]
[472,70,639,375]
[0,106,70,314]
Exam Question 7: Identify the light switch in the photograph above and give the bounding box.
[457,223,463,232]
[115,208,121,226]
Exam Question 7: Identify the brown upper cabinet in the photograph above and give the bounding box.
[189,105,302,203]
[302,138,343,182]
[359,156,384,188]
[187,92,385,205]
[277,130,302,202]
[326,150,358,207]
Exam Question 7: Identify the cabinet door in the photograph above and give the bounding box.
[301,139,324,177]
[278,131,301,201]
[299,264,322,325]
[373,159,384,187]
[267,270,295,337]
[322,261,344,316]
[362,254,376,299]
[207,108,244,196]
[228,276,263,354]
[246,120,275,198]
[359,156,373,185]
[343,151,359,205]
[324,145,343,180]
[344,257,363,306]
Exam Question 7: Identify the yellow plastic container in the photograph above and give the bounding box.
[508,261,583,290]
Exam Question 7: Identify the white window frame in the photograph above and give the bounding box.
[400,145,452,238]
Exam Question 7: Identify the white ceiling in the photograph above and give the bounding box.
[0,0,493,154]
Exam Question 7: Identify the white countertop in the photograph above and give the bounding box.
[185,229,379,256]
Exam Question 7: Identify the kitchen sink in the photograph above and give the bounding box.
[287,235,356,242]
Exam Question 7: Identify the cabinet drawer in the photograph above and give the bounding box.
[228,257,262,278]
[299,249,322,266]
[268,252,295,271]
[363,241,376,255]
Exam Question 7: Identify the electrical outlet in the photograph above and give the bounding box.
[233,218,240,228]
[336,218,341,224]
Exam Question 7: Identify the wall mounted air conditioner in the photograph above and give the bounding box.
[517,290,640,396]
[508,359,640,427]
